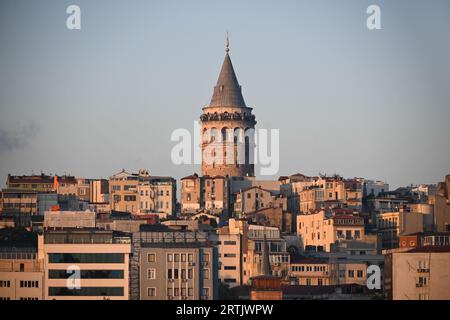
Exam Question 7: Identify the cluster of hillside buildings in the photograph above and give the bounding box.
[1,170,449,300]
[1,42,449,301]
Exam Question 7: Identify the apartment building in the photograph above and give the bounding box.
[180,174,202,213]
[214,226,243,288]
[435,174,450,232]
[89,179,109,204]
[377,208,428,249]
[244,225,290,284]
[384,246,450,300]
[133,227,217,300]
[0,248,44,300]
[42,229,131,300]
[234,186,279,214]
[297,210,367,252]
[180,173,229,216]
[289,256,331,286]
[288,256,371,287]
[109,169,176,216]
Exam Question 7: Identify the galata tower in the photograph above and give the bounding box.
[200,34,256,177]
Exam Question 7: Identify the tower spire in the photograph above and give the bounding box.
[225,31,229,53]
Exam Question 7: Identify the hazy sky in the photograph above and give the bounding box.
[1,0,449,189]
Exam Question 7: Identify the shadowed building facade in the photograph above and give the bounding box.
[200,35,256,178]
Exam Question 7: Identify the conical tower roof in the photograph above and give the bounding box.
[208,37,247,108]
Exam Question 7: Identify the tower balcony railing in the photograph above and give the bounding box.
[200,112,256,123]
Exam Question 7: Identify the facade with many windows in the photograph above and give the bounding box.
[0,248,44,300]
[41,229,131,300]
[139,244,217,300]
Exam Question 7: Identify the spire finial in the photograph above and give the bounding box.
[225,31,230,53]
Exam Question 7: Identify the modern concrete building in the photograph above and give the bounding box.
[384,246,450,300]
[0,248,44,300]
[140,244,216,300]
[44,210,96,229]
[42,229,131,300]
[133,227,217,300]
[214,227,243,288]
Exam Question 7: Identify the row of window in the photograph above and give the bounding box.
[140,201,169,209]
[49,253,125,264]
[0,280,11,288]
[48,270,124,279]
[48,287,124,296]
[140,190,170,197]
[291,265,327,272]
[20,280,39,288]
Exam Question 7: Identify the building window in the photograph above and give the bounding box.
[318,278,323,286]
[202,269,210,279]
[167,288,173,297]
[167,254,173,262]
[201,253,210,262]
[306,279,311,286]
[188,254,194,262]
[181,254,186,262]
[188,269,193,279]
[357,270,363,278]
[147,268,156,280]
[147,287,156,297]
[147,253,156,263]
[167,269,172,279]
[0,281,11,288]
[201,288,209,299]
[188,288,193,296]
[174,254,180,262]
[348,270,355,278]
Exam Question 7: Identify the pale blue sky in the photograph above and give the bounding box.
[1,0,449,189]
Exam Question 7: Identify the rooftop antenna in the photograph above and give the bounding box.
[225,31,230,53]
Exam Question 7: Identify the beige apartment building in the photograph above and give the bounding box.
[89,179,109,204]
[41,229,131,300]
[435,174,450,232]
[377,209,426,249]
[384,247,450,300]
[289,256,373,287]
[234,186,283,214]
[289,257,331,286]
[297,211,367,252]
[180,173,229,215]
[109,169,176,216]
[215,224,243,287]
[0,248,44,300]
[244,225,290,284]
[180,174,202,213]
